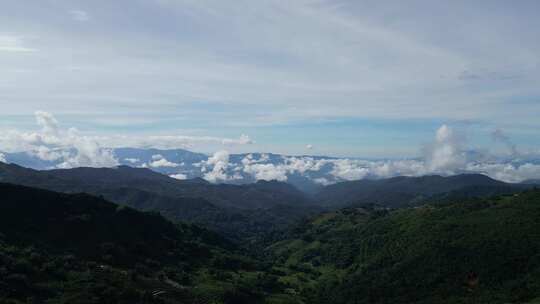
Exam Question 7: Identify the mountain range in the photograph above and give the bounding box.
[315,173,530,208]
[3,147,538,195]
[0,160,531,244]
[0,162,319,240]
[2,178,540,303]
[0,148,335,193]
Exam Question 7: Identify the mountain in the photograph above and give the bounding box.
[0,148,339,193]
[267,189,540,303]
[115,147,208,164]
[0,163,318,239]
[315,174,527,208]
[2,168,540,303]
[6,147,540,194]
[114,147,208,175]
[0,163,313,210]
[0,183,285,304]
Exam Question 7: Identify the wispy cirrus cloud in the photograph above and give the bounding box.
[0,1,539,156]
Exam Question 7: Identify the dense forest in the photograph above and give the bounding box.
[267,190,540,303]
[0,183,290,303]
[1,173,540,303]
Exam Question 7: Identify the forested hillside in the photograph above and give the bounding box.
[315,174,527,208]
[2,172,540,303]
[0,183,291,304]
[267,189,540,303]
[0,163,319,240]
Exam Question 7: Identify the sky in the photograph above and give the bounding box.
[1,0,540,157]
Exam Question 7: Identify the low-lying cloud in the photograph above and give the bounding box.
[201,150,242,183]
[0,111,118,169]
[0,112,253,169]
[170,173,187,180]
[198,125,540,184]
[1,112,539,184]
[146,154,181,168]
[424,124,467,173]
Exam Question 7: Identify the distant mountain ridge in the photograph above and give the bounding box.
[0,162,318,239]
[3,147,540,194]
[0,148,343,193]
[0,161,528,213]
[315,173,530,208]
[0,163,313,209]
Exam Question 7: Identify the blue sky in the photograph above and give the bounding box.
[1,0,539,157]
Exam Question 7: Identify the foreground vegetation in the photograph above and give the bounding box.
[267,190,540,303]
[1,182,539,303]
[0,183,291,303]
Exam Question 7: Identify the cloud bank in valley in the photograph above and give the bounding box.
[0,111,118,169]
[197,124,540,184]
[0,112,252,169]
[146,154,181,168]
[0,112,539,184]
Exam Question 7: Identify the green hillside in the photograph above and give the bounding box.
[2,179,540,303]
[267,190,540,303]
[0,163,318,241]
[0,183,288,304]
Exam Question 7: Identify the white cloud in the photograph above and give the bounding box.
[202,150,233,182]
[240,153,290,181]
[232,125,539,184]
[69,10,90,22]
[424,124,467,174]
[170,173,187,180]
[287,156,328,174]
[148,154,180,168]
[33,146,66,161]
[328,158,370,181]
[35,111,59,137]
[2,115,540,184]
[124,158,139,163]
[306,144,313,150]
[0,112,253,163]
[313,177,331,186]
[0,112,118,168]
[243,163,288,182]
[0,153,6,163]
[466,162,540,183]
[56,128,118,168]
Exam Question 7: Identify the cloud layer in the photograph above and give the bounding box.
[0,112,252,169]
[1,112,539,184]
[195,125,540,184]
